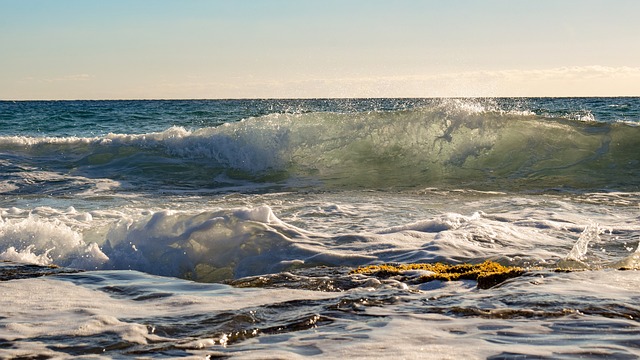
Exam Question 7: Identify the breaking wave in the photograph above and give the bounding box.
[1,104,639,192]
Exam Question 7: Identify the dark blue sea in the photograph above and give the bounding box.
[1,98,639,358]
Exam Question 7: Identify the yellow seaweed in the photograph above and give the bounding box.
[351,260,525,289]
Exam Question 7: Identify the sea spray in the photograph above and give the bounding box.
[565,223,602,262]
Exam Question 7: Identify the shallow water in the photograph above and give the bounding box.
[1,98,640,358]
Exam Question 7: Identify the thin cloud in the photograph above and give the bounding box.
[473,66,640,81]
[24,74,95,83]
[109,66,640,99]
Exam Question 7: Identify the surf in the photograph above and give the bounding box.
[1,103,639,194]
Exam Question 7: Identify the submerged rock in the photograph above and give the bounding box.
[0,261,82,281]
[226,261,526,291]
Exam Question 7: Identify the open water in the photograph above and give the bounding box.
[1,98,639,358]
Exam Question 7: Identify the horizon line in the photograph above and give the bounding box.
[3,95,640,102]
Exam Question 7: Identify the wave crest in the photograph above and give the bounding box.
[1,106,639,192]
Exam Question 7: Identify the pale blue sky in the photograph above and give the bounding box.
[1,0,639,99]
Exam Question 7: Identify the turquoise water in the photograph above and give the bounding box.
[2,98,638,137]
[1,98,640,358]
[1,98,639,196]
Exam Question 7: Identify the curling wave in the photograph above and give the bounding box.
[1,106,638,192]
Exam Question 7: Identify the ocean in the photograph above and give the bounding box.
[1,97,639,358]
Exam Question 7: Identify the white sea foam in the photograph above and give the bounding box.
[1,189,639,279]
[0,214,108,268]
[0,181,19,193]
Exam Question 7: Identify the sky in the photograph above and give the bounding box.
[1,0,640,99]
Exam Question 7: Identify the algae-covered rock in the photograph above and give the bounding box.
[189,263,235,282]
[351,260,525,289]
[0,261,82,281]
